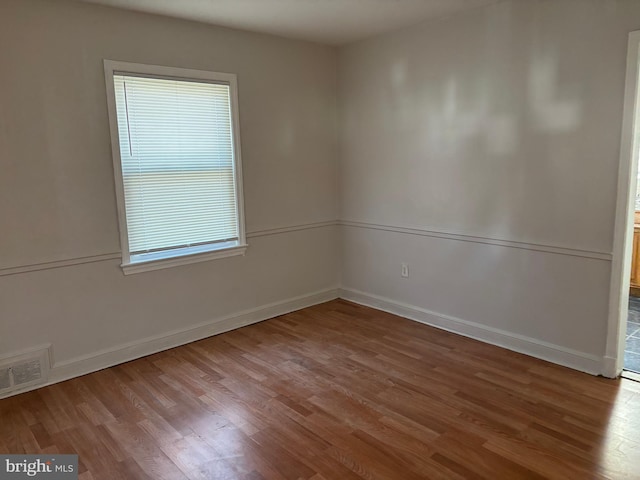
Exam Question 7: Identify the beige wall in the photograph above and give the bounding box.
[338,0,640,371]
[0,0,339,371]
[3,0,639,382]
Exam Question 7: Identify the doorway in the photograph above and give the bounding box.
[625,295,640,373]
[606,30,640,378]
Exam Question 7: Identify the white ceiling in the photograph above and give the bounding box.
[78,0,503,45]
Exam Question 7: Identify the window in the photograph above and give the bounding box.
[104,61,246,274]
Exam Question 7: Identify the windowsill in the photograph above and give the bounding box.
[121,241,248,275]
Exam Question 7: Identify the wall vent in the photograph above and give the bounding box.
[0,346,51,398]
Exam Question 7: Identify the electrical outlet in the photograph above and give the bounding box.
[401,262,409,278]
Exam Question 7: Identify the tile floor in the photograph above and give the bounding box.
[625,296,640,373]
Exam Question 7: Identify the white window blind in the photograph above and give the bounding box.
[112,73,240,259]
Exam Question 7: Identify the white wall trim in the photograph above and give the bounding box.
[246,220,338,238]
[0,221,338,277]
[0,253,122,277]
[340,220,612,261]
[339,287,605,376]
[3,219,603,277]
[0,287,339,398]
[606,30,640,379]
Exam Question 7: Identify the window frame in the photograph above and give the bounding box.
[103,60,247,275]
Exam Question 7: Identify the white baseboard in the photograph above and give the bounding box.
[339,287,605,376]
[4,285,609,400]
[7,287,338,397]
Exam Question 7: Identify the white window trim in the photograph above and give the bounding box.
[103,60,247,275]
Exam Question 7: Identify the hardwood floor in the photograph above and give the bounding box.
[1,300,640,479]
